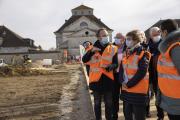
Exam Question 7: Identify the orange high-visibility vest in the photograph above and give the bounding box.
[157,42,180,99]
[122,50,150,94]
[88,45,118,83]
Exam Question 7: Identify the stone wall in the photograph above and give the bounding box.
[0,47,29,53]
[0,51,62,64]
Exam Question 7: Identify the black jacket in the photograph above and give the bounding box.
[119,46,151,105]
[148,39,162,93]
[82,40,118,92]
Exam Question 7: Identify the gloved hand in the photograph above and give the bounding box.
[105,64,117,72]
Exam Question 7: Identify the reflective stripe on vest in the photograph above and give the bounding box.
[122,50,150,94]
[157,42,180,99]
[90,68,101,72]
[158,73,180,80]
[88,45,117,83]
[158,60,174,67]
[90,57,101,63]
[127,74,149,80]
[100,46,115,68]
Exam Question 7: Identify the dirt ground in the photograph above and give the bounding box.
[0,64,169,120]
[0,64,94,120]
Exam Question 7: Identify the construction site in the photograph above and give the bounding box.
[0,60,169,120]
[0,1,179,120]
[0,61,93,120]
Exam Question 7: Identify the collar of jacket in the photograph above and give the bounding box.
[159,29,180,54]
[149,39,162,55]
[126,45,143,56]
[127,43,141,53]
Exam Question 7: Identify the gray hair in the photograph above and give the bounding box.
[149,27,160,36]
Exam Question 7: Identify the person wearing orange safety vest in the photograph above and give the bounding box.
[82,28,118,120]
[157,19,180,120]
[82,41,93,76]
[119,30,151,120]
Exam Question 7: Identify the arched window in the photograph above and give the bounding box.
[80,22,88,27]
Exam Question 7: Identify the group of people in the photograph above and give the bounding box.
[82,19,180,120]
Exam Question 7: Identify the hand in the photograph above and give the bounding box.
[91,47,101,52]
[144,51,151,61]
[105,64,115,72]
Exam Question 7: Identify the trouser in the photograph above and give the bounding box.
[112,86,120,120]
[156,105,164,119]
[146,84,155,115]
[123,101,146,120]
[146,104,150,115]
[153,86,164,119]
[168,114,180,120]
[93,91,113,120]
[112,82,120,120]
[146,103,164,119]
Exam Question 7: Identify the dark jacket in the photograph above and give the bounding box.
[148,39,162,93]
[119,45,151,105]
[82,40,118,92]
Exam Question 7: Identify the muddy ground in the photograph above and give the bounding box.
[0,64,94,120]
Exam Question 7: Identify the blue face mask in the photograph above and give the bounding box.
[126,40,133,48]
[114,38,121,45]
[100,36,109,45]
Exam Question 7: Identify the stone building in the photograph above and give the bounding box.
[54,5,113,57]
[0,25,37,53]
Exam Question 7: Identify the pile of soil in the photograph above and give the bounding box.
[0,66,53,77]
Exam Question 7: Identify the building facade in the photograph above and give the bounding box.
[54,5,113,56]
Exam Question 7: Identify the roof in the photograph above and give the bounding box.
[0,25,36,47]
[72,5,93,10]
[54,15,113,33]
[145,19,180,39]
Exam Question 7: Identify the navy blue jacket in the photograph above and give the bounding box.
[148,39,162,93]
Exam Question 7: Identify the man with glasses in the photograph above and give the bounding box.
[82,28,118,120]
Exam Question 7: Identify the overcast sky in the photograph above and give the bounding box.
[0,0,180,50]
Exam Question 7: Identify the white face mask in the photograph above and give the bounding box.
[152,35,161,43]
[126,40,133,48]
[100,36,109,45]
[114,38,121,45]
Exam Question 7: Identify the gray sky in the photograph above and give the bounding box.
[0,0,180,50]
